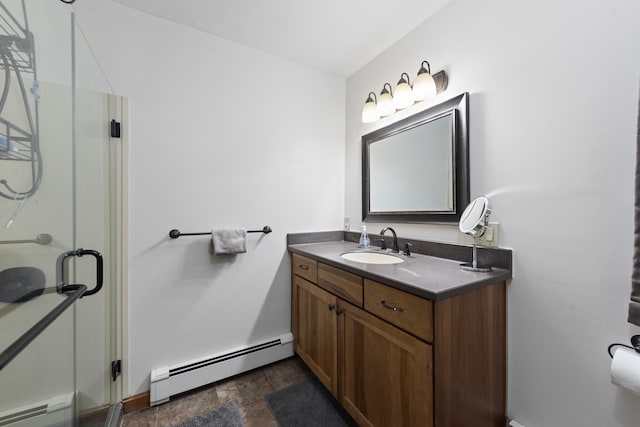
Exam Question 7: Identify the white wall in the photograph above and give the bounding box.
[346,0,640,425]
[73,1,345,394]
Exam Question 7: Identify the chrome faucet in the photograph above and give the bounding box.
[379,227,399,253]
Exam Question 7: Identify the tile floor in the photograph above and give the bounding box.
[122,356,313,427]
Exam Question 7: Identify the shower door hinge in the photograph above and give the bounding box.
[110,119,121,138]
[111,359,122,381]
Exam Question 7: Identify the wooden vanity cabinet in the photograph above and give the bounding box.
[292,275,338,395]
[291,252,506,427]
[339,299,433,427]
[291,254,338,395]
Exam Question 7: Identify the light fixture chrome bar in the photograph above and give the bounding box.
[433,70,448,93]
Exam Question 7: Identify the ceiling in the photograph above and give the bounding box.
[109,0,450,77]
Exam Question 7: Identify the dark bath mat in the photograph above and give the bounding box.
[0,266,45,303]
[266,377,357,427]
[172,401,244,427]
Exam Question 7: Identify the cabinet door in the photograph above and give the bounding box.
[339,301,433,427]
[293,275,338,396]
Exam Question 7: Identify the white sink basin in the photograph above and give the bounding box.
[340,252,404,265]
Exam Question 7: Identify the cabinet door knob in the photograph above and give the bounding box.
[335,308,343,315]
[328,304,335,311]
[381,300,404,312]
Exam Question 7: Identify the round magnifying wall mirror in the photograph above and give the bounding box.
[459,196,492,272]
[459,196,490,237]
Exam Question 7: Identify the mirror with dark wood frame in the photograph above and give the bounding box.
[362,92,469,223]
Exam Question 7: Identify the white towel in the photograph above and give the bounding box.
[210,228,247,255]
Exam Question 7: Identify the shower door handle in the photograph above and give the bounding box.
[56,249,103,297]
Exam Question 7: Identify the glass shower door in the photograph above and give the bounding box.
[0,1,120,425]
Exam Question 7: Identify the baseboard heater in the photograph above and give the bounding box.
[150,332,294,406]
[0,393,74,427]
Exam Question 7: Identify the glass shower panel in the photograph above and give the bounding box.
[0,0,77,425]
[0,299,76,426]
[73,5,125,421]
[0,1,118,425]
[74,88,115,423]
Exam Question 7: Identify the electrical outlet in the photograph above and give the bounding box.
[477,222,499,247]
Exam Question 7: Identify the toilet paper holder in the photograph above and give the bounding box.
[608,335,640,358]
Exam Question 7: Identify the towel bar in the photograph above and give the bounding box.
[169,226,272,239]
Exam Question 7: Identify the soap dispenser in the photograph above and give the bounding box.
[359,225,370,249]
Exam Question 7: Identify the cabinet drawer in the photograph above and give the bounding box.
[364,279,433,342]
[292,253,317,284]
[318,263,363,307]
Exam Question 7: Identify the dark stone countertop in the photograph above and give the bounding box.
[288,239,512,301]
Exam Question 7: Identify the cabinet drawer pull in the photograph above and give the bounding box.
[381,300,404,312]
[298,264,310,270]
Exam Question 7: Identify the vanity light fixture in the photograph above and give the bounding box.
[393,72,415,110]
[361,59,447,123]
[361,92,380,123]
[412,60,437,101]
[376,83,396,117]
